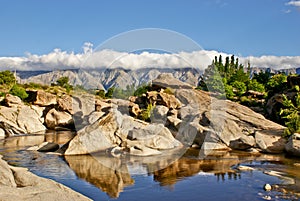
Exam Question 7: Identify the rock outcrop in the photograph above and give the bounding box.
[285,133,300,157]
[0,155,91,201]
[0,105,46,136]
[64,109,182,156]
[45,108,74,129]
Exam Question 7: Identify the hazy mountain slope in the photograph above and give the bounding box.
[20,68,203,90]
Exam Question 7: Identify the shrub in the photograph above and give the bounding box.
[164,87,174,95]
[138,103,154,122]
[9,84,28,100]
[280,93,300,137]
[0,70,16,86]
[231,81,247,96]
[134,84,150,97]
[248,79,265,93]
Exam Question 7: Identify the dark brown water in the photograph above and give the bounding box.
[1,132,300,201]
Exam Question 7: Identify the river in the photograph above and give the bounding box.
[1,131,300,201]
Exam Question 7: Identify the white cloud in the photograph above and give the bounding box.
[286,0,300,7]
[0,43,300,71]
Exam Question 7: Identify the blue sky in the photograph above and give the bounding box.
[0,0,299,56]
[0,0,300,70]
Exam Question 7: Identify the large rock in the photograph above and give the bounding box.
[4,94,22,107]
[27,90,57,106]
[0,155,16,187]
[152,73,193,89]
[0,155,91,201]
[64,109,182,156]
[65,110,134,155]
[147,91,181,109]
[17,106,46,133]
[127,123,181,150]
[152,105,169,124]
[285,133,300,157]
[45,108,74,129]
[0,106,46,136]
[255,130,287,153]
[57,94,73,114]
[229,135,255,150]
[174,88,285,152]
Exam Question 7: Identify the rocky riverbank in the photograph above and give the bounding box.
[0,154,91,201]
[1,73,300,157]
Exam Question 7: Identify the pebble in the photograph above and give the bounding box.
[262,195,272,200]
[237,165,254,171]
[264,183,272,191]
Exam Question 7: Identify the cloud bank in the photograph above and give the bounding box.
[286,0,300,7]
[0,42,300,71]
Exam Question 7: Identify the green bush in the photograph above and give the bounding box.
[9,85,28,100]
[231,81,246,96]
[138,103,154,122]
[248,79,265,92]
[164,87,174,95]
[134,84,150,97]
[96,90,106,99]
[0,70,16,86]
[280,93,300,137]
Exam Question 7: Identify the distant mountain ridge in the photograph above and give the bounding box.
[17,66,300,90]
[18,67,203,90]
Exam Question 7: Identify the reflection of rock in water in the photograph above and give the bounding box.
[153,152,240,186]
[64,154,134,198]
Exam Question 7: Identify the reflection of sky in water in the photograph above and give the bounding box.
[1,133,300,201]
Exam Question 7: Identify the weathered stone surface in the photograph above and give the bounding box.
[57,95,73,114]
[229,135,255,150]
[0,106,46,136]
[27,142,59,152]
[95,99,111,112]
[4,94,22,107]
[37,142,60,152]
[285,133,300,157]
[45,108,73,129]
[17,106,46,133]
[65,109,182,156]
[152,73,193,89]
[175,89,285,151]
[129,145,162,156]
[127,123,182,150]
[88,111,105,124]
[255,130,287,153]
[0,128,5,137]
[64,110,122,155]
[0,155,16,187]
[27,90,57,106]
[152,105,169,124]
[147,91,181,109]
[0,155,91,201]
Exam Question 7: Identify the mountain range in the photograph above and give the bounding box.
[17,66,300,90]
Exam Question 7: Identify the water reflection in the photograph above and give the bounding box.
[2,134,300,200]
[64,155,134,198]
[64,150,250,198]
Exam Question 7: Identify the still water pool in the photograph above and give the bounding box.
[1,132,300,201]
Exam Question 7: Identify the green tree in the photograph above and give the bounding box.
[266,73,287,93]
[9,84,28,100]
[0,70,16,85]
[202,64,225,94]
[231,81,247,96]
[280,92,300,137]
[134,84,150,97]
[56,77,69,87]
[248,79,265,92]
[105,87,115,98]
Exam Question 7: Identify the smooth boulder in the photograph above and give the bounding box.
[285,133,300,157]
